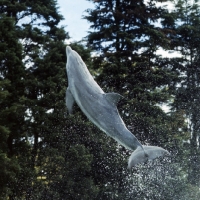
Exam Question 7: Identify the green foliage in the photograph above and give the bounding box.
[84,0,178,147]
[59,144,99,199]
[1,0,200,199]
[0,78,21,199]
[0,13,25,199]
[85,0,178,152]
[171,0,200,186]
[84,0,196,198]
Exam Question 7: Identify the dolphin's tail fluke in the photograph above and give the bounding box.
[127,145,170,169]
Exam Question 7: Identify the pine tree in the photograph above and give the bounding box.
[84,0,177,144]
[84,0,189,198]
[171,0,200,186]
[0,1,97,199]
[0,14,26,199]
[0,78,21,199]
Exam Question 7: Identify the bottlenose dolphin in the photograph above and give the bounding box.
[65,46,169,168]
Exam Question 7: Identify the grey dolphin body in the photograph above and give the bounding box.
[66,46,143,151]
[66,46,168,168]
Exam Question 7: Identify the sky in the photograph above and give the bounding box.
[57,0,94,42]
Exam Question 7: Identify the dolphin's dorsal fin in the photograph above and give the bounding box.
[66,87,75,114]
[104,93,123,105]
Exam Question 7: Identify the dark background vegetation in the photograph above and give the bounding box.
[1,0,200,199]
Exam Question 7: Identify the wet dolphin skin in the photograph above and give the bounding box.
[65,46,169,168]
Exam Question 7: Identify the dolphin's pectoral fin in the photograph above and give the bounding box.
[66,87,75,114]
[104,93,123,105]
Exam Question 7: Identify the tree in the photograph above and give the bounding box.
[0,10,101,199]
[171,0,200,186]
[83,0,189,198]
[0,14,25,199]
[0,0,70,198]
[84,0,179,144]
[0,4,107,197]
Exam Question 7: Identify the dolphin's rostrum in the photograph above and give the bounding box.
[65,46,169,168]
